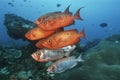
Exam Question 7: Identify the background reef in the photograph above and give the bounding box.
[55,34,120,80]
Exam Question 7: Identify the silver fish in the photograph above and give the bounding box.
[47,54,83,74]
[31,45,76,62]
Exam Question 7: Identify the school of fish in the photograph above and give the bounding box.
[25,5,85,74]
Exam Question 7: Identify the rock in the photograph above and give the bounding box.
[106,34,120,42]
[4,14,36,40]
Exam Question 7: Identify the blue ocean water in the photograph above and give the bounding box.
[0,0,120,45]
[0,0,120,80]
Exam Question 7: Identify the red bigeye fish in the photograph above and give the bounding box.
[31,45,76,62]
[25,27,63,40]
[36,28,85,49]
[35,5,84,30]
[47,54,84,74]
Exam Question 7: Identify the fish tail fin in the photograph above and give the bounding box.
[64,4,72,15]
[77,54,84,62]
[79,28,86,38]
[74,7,84,20]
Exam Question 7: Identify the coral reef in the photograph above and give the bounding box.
[0,67,9,75]
[17,70,33,80]
[4,14,37,40]
[0,43,51,80]
[55,34,120,80]
[0,45,23,65]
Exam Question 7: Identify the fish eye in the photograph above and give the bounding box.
[51,65,56,72]
[37,53,41,56]
[48,40,51,43]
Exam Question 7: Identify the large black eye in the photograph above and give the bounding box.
[48,40,51,43]
[37,53,41,56]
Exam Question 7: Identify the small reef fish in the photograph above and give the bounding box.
[31,45,76,62]
[56,3,61,7]
[8,2,14,7]
[25,27,63,40]
[47,54,83,73]
[36,28,85,49]
[35,5,83,30]
[99,22,108,28]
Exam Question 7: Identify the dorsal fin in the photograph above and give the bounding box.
[64,4,72,15]
[74,7,84,20]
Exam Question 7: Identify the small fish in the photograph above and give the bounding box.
[35,5,84,30]
[31,45,76,62]
[36,28,85,49]
[56,3,61,7]
[8,2,14,7]
[25,27,63,40]
[47,54,83,73]
[99,23,108,28]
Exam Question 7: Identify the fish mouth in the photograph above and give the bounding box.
[31,52,47,62]
[25,34,32,40]
[25,34,29,39]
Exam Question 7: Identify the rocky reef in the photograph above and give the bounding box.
[55,34,120,80]
[0,43,49,80]
[4,14,37,40]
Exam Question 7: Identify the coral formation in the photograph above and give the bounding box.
[0,46,23,65]
[4,14,36,40]
[0,67,9,75]
[17,70,33,80]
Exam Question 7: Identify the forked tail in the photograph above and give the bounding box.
[79,28,86,38]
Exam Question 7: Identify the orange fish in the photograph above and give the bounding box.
[36,28,86,49]
[25,27,63,40]
[35,5,84,30]
[35,38,46,48]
